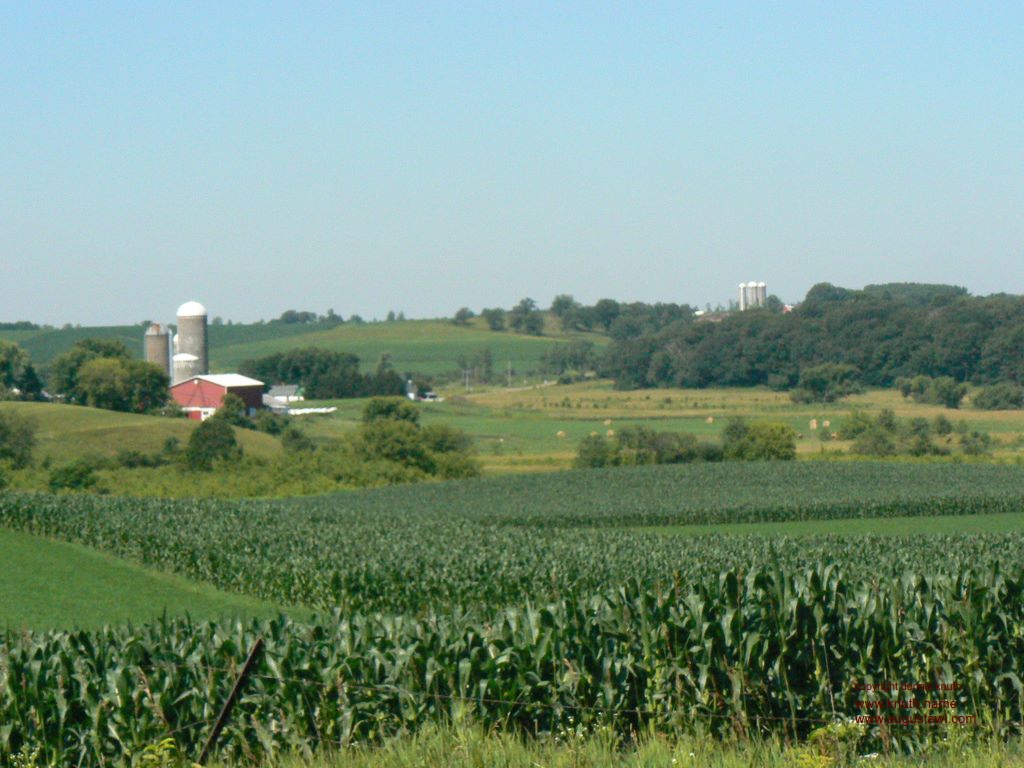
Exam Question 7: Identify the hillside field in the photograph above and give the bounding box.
[0,401,282,465]
[0,315,608,378]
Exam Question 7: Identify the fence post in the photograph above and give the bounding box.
[197,636,265,765]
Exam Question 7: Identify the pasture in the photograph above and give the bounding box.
[298,381,1024,472]
[0,401,282,465]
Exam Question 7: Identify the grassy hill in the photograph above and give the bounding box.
[0,527,294,630]
[1,315,609,379]
[0,324,146,364]
[0,401,282,464]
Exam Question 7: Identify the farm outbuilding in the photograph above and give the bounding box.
[169,374,265,421]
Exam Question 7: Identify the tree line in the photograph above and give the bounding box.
[599,283,1024,392]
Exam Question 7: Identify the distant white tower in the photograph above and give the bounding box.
[738,281,767,310]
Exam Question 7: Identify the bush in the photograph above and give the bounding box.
[575,434,615,468]
[362,397,420,424]
[213,393,255,429]
[840,408,990,458]
[254,411,287,435]
[115,449,166,468]
[575,427,724,469]
[0,409,36,469]
[421,424,473,454]
[355,420,435,474]
[960,430,993,456]
[49,460,99,491]
[185,418,242,471]
[973,384,1024,410]
[851,427,898,457]
[280,426,314,453]
[789,363,861,403]
[896,375,967,409]
[722,419,797,461]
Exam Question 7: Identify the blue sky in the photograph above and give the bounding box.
[2,2,1021,324]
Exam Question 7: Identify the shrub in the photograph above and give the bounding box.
[722,419,797,461]
[960,430,993,456]
[355,420,435,474]
[973,384,1024,410]
[49,460,99,491]
[933,413,954,435]
[0,409,36,469]
[896,375,967,409]
[789,363,861,403]
[212,393,255,429]
[575,434,614,468]
[115,449,166,468]
[421,424,473,454]
[280,426,314,453]
[575,428,724,469]
[362,397,420,424]
[254,410,287,435]
[184,418,242,471]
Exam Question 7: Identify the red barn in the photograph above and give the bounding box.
[169,374,265,421]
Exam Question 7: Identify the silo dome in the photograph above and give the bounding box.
[176,300,207,318]
[145,323,166,336]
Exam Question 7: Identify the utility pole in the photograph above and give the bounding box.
[507,359,512,388]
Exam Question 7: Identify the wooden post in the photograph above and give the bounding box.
[197,636,265,765]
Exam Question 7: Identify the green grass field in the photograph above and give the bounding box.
[0,527,293,630]
[0,401,282,464]
[1,315,607,379]
[295,381,1024,473]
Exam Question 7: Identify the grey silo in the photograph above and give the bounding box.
[144,323,170,377]
[175,300,209,379]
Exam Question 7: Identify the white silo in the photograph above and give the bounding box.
[175,300,208,378]
[756,282,767,307]
[738,283,748,311]
[172,353,201,384]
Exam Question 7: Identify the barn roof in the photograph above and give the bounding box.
[171,373,264,389]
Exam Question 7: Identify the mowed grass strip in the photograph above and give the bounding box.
[639,510,1024,538]
[0,527,294,630]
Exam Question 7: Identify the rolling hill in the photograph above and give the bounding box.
[0,401,282,464]
[1,315,608,378]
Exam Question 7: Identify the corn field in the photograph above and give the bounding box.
[2,461,1024,764]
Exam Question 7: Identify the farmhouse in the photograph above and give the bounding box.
[266,384,304,404]
[169,373,264,421]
